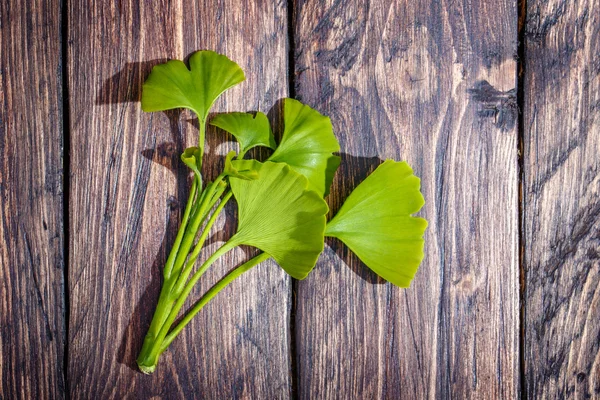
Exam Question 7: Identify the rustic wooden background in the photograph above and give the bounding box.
[1,0,598,398]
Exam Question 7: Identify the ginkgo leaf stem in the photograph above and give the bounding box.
[140,176,227,362]
[143,177,199,344]
[137,239,238,372]
[172,190,234,295]
[170,173,227,281]
[161,252,271,351]
[198,118,206,162]
[163,177,198,279]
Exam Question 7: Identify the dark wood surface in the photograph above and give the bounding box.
[67,0,290,398]
[293,0,519,398]
[523,0,600,398]
[0,0,66,398]
[1,0,599,398]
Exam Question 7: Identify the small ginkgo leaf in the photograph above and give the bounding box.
[224,151,259,180]
[181,147,202,178]
[210,112,276,156]
[228,160,328,279]
[325,160,427,288]
[268,99,340,197]
[141,50,245,122]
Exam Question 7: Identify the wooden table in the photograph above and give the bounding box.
[1,0,598,398]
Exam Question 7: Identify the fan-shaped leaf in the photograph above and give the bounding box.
[325,160,427,287]
[210,112,276,156]
[268,99,340,197]
[228,160,328,279]
[181,147,202,179]
[224,151,259,180]
[141,50,245,122]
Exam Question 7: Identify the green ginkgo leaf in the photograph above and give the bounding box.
[268,99,341,197]
[141,50,245,122]
[181,147,202,179]
[210,112,276,157]
[325,160,427,287]
[223,151,259,180]
[228,160,328,279]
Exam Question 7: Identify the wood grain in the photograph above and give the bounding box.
[0,0,65,398]
[67,0,290,397]
[4,0,598,396]
[293,0,519,398]
[523,0,600,397]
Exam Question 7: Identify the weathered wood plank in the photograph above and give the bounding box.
[0,0,65,398]
[67,0,290,397]
[293,0,519,398]
[524,0,600,397]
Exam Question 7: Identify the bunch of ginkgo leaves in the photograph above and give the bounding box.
[135,50,427,374]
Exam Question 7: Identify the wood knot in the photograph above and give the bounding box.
[467,80,518,132]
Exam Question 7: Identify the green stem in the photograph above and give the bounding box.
[161,252,270,351]
[163,178,198,279]
[198,118,206,163]
[169,173,226,284]
[142,177,199,346]
[137,239,238,372]
[137,176,226,374]
[173,191,233,295]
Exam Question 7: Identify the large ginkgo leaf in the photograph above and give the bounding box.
[141,50,245,122]
[268,99,340,197]
[228,160,328,279]
[325,160,427,287]
[210,112,276,156]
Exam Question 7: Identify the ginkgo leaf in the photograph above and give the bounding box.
[224,151,259,180]
[141,50,245,122]
[228,160,328,279]
[325,160,427,288]
[181,147,202,179]
[268,99,340,197]
[210,112,276,156]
